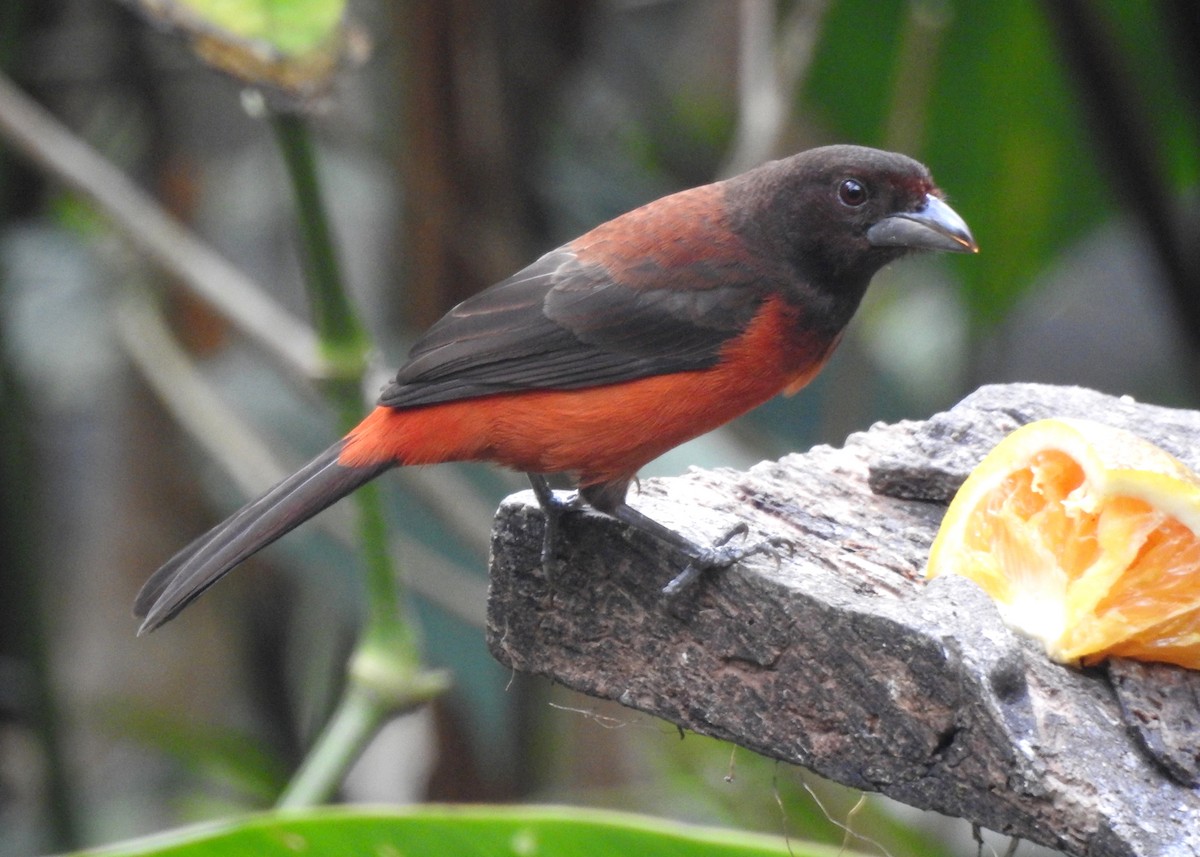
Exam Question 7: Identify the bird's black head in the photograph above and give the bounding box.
[727,145,976,310]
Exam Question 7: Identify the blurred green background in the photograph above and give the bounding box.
[1,1,1197,855]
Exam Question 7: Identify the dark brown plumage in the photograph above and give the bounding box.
[137,144,977,633]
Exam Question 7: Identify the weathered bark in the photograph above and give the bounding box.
[487,383,1200,857]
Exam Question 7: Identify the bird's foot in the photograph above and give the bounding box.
[661,524,793,597]
[530,477,792,599]
[527,474,583,578]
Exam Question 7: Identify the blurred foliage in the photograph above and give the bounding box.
[100,706,288,810]
[69,805,859,857]
[168,0,345,55]
[1103,4,1200,189]
[642,731,958,857]
[120,0,352,101]
[1,1,1198,855]
[810,0,1197,329]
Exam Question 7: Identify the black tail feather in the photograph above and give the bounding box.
[135,443,391,634]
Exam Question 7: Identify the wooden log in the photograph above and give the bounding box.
[486,383,1200,857]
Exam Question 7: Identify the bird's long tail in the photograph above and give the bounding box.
[135,442,392,634]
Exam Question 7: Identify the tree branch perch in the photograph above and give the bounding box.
[487,383,1200,857]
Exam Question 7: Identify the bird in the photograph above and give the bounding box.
[135,144,977,633]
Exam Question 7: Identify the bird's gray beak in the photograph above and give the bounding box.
[867,194,978,254]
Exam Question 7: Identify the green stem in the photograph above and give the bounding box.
[276,657,451,809]
[270,112,368,373]
[269,111,444,808]
[352,481,412,644]
[272,112,416,650]
[274,681,379,806]
[275,685,381,809]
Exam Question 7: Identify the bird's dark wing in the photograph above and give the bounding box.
[379,244,767,408]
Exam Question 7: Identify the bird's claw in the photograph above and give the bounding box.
[661,526,793,597]
[527,474,582,579]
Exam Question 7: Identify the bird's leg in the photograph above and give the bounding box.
[578,481,789,597]
[526,473,583,576]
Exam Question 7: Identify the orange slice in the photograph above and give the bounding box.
[926,417,1200,669]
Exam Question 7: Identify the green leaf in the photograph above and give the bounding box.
[170,0,345,56]
[802,0,1200,332]
[120,0,356,101]
[99,705,288,806]
[71,805,866,857]
[922,1,1107,327]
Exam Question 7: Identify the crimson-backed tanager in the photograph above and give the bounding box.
[136,145,977,633]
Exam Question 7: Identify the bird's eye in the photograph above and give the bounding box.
[838,179,867,207]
